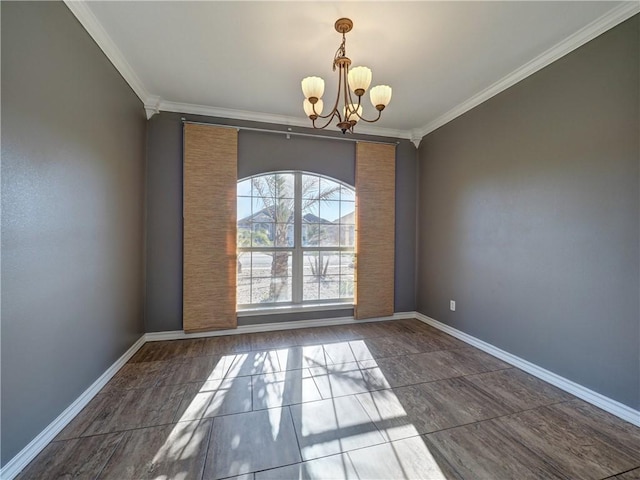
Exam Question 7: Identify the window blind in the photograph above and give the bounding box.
[355,142,396,319]
[183,123,238,332]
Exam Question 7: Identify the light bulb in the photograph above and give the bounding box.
[301,76,325,100]
[303,98,323,118]
[348,66,372,96]
[370,85,392,110]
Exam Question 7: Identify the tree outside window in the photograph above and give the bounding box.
[237,171,355,308]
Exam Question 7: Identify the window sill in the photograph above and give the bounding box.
[237,303,354,317]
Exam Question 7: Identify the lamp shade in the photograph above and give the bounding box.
[348,66,372,94]
[343,103,363,121]
[303,98,323,117]
[370,85,392,108]
[301,76,325,100]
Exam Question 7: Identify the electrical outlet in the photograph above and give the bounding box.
[450,300,456,311]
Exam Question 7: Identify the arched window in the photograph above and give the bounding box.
[237,171,355,309]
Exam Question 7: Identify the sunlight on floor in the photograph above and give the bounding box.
[152,338,448,479]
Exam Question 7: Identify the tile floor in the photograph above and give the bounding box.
[16,319,640,479]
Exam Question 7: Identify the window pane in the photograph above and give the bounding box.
[302,200,320,221]
[303,277,319,301]
[274,223,294,247]
[252,174,277,198]
[339,201,355,223]
[237,252,252,305]
[320,282,340,300]
[302,251,315,276]
[238,227,251,247]
[302,224,319,247]
[340,275,354,298]
[272,251,293,277]
[302,174,320,199]
[251,223,274,247]
[252,196,272,218]
[250,251,292,304]
[237,196,252,221]
[250,251,270,278]
[319,225,339,247]
[237,277,252,305]
[273,199,295,223]
[275,173,295,199]
[339,225,355,247]
[237,179,252,196]
[325,260,341,277]
[304,251,332,278]
[302,251,352,302]
[320,200,340,223]
[320,178,340,200]
[251,278,269,304]
[339,252,356,272]
[340,185,355,202]
[269,276,292,302]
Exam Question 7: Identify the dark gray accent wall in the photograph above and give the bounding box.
[417,16,639,409]
[1,1,146,465]
[239,130,355,185]
[145,112,416,332]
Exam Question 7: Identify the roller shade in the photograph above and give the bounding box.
[183,123,238,332]
[355,142,396,319]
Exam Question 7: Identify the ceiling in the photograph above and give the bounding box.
[68,1,638,141]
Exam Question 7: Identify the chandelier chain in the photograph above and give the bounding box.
[333,32,347,72]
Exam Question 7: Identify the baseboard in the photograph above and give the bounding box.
[0,334,147,480]
[414,312,640,427]
[7,310,637,480]
[145,311,416,342]
[1,312,412,478]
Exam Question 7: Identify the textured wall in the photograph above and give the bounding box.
[416,16,639,408]
[1,2,146,465]
[145,112,416,331]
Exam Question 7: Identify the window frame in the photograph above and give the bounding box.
[237,170,355,311]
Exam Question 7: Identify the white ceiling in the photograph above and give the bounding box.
[70,1,638,140]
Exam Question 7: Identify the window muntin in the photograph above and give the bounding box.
[237,172,355,309]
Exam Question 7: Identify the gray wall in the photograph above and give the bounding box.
[1,1,146,465]
[145,112,416,332]
[416,16,639,409]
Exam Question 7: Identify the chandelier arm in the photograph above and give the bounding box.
[310,60,346,121]
[345,82,381,123]
[316,85,343,120]
[312,111,341,130]
[351,109,383,124]
[345,83,363,115]
[346,85,356,106]
[332,64,347,122]
[310,103,336,120]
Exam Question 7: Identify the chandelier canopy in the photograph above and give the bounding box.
[301,18,392,134]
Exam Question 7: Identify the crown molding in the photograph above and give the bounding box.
[157,99,413,140]
[144,95,162,120]
[63,0,151,104]
[65,0,637,146]
[411,1,640,141]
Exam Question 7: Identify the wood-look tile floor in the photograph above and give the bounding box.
[17,319,640,480]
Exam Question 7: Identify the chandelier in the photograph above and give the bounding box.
[301,18,392,134]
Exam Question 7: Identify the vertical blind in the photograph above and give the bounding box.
[355,142,396,319]
[183,124,238,332]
